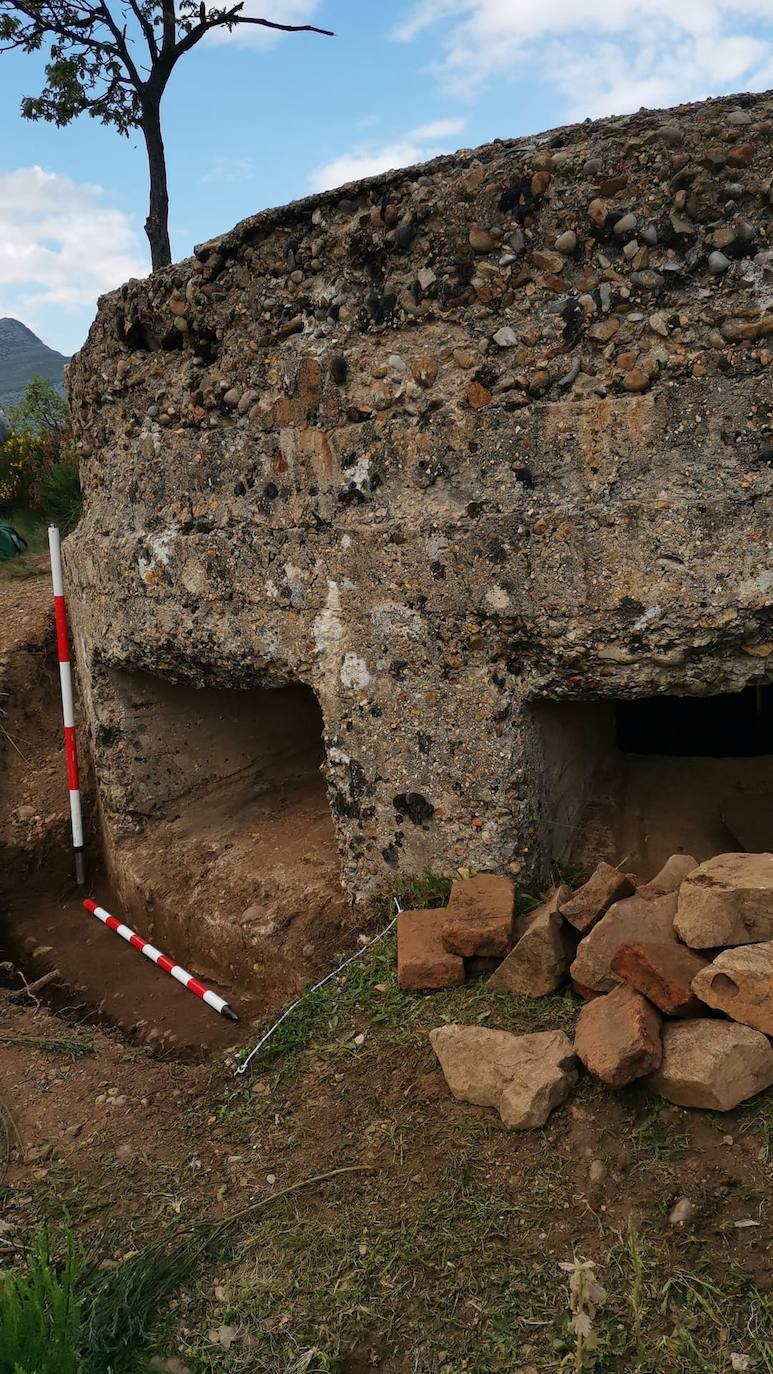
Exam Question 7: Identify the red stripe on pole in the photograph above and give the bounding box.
[53,596,70,662]
[128,934,146,952]
[186,978,208,998]
[64,726,79,789]
[156,954,175,975]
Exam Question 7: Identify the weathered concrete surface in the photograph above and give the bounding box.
[64,87,773,968]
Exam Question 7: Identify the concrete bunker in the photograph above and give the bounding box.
[64,87,773,987]
[531,686,773,876]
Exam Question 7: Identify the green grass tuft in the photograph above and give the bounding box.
[0,1229,82,1374]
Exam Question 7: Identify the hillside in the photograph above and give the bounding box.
[0,317,68,413]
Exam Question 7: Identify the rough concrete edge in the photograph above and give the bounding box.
[78,83,770,353]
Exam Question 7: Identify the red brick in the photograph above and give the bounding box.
[441,874,515,958]
[559,862,635,935]
[611,940,709,1016]
[574,984,662,1087]
[397,910,465,990]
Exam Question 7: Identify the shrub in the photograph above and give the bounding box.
[42,457,82,530]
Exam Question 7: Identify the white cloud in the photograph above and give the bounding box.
[0,166,147,351]
[394,0,773,117]
[208,0,327,48]
[309,117,467,192]
[200,156,255,184]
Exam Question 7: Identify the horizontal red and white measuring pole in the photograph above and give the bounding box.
[83,899,239,1021]
[48,524,85,886]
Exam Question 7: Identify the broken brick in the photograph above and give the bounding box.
[611,939,709,1016]
[574,984,662,1087]
[397,909,465,990]
[441,874,515,958]
[559,862,635,935]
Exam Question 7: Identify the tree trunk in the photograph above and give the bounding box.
[141,98,172,271]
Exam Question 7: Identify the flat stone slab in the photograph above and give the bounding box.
[570,892,678,994]
[574,984,662,1087]
[430,1024,577,1129]
[488,885,575,996]
[638,854,698,896]
[647,1019,773,1111]
[675,852,773,948]
[441,874,515,958]
[611,939,709,1016]
[397,910,465,990]
[691,940,773,1034]
[559,862,635,935]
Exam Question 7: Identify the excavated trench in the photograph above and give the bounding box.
[0,581,353,1057]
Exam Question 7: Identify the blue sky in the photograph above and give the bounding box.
[1,0,773,355]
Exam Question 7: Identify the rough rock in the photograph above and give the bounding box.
[559,862,636,935]
[441,874,515,958]
[669,1198,695,1227]
[430,1025,577,1129]
[691,941,773,1034]
[574,984,662,1086]
[488,885,576,995]
[611,939,710,1016]
[638,854,698,896]
[675,853,773,948]
[570,892,678,993]
[397,909,465,990]
[648,1019,773,1111]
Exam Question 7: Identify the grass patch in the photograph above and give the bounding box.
[177,1172,773,1374]
[237,869,580,1074]
[631,1109,689,1162]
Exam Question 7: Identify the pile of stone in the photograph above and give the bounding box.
[399,855,773,1130]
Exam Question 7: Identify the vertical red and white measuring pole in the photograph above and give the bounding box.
[48,524,86,885]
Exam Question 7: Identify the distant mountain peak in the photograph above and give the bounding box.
[0,317,69,412]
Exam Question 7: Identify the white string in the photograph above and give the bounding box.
[234,899,402,1075]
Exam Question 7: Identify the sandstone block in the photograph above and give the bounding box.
[639,854,698,896]
[675,853,773,948]
[691,941,773,1034]
[430,1025,577,1130]
[488,885,576,995]
[574,984,662,1087]
[559,862,635,935]
[647,1019,773,1111]
[397,910,465,990]
[570,892,678,994]
[441,873,515,958]
[611,939,709,1016]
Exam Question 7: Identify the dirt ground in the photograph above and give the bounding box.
[1,569,772,1373]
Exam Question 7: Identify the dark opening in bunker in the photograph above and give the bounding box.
[617,686,773,758]
[530,687,773,880]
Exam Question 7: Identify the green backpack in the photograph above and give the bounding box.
[0,522,27,560]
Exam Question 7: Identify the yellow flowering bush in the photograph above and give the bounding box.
[0,430,37,506]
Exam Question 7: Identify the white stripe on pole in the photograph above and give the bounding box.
[59,663,75,727]
[48,525,64,595]
[68,791,84,848]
